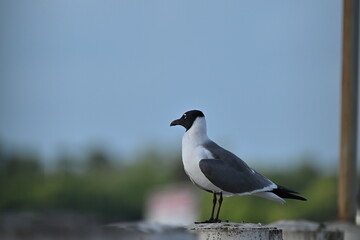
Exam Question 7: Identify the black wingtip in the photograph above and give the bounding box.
[286,193,307,201]
[271,185,307,201]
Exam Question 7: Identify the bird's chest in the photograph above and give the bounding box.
[182,144,211,171]
[181,136,220,191]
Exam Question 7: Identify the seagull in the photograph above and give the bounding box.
[170,110,306,223]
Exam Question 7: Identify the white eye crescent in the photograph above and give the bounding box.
[183,114,187,119]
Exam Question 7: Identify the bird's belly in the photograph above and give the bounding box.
[182,146,224,194]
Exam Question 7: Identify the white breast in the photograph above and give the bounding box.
[181,118,225,194]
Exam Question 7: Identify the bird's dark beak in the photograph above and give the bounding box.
[170,118,181,126]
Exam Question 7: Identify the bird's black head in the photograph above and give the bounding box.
[170,110,205,131]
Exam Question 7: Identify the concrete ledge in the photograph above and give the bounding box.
[103,220,349,240]
[187,222,282,240]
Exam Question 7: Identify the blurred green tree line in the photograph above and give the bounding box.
[0,145,344,223]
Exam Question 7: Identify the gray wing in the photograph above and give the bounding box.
[203,141,253,171]
[200,141,275,194]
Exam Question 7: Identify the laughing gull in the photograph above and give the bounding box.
[170,110,306,223]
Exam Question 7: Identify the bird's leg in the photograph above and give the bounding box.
[195,193,217,224]
[214,192,223,222]
[195,193,220,224]
[209,192,217,221]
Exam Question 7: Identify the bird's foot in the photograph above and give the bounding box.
[195,218,222,224]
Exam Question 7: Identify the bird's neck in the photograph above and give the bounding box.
[184,117,209,144]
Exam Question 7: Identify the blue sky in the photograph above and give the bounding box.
[0,1,353,168]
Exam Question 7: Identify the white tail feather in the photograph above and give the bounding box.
[252,192,286,204]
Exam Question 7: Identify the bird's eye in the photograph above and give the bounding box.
[183,114,187,119]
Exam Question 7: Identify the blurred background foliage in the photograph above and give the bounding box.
[0,143,344,224]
